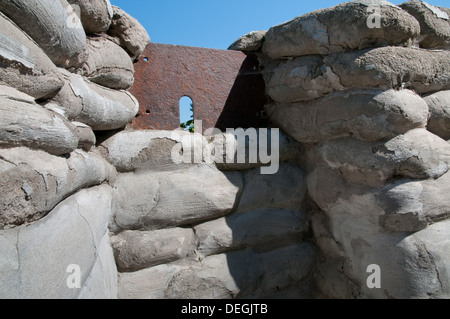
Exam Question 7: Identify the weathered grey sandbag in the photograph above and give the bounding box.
[68,0,113,34]
[0,147,114,229]
[266,89,429,144]
[0,12,64,99]
[377,171,450,232]
[212,129,302,174]
[78,232,118,299]
[0,0,86,68]
[118,243,316,299]
[43,69,84,120]
[400,1,450,49]
[108,6,151,58]
[313,190,450,298]
[312,129,450,187]
[81,36,135,89]
[237,163,307,212]
[111,166,243,232]
[99,130,207,172]
[47,70,139,130]
[264,55,344,103]
[324,47,450,94]
[0,85,79,155]
[0,185,115,299]
[263,0,420,59]
[195,209,309,258]
[424,90,450,140]
[72,121,96,151]
[228,31,267,52]
[111,228,197,272]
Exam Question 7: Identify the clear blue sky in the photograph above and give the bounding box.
[110,0,450,50]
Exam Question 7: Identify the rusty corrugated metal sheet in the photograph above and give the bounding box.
[129,43,268,132]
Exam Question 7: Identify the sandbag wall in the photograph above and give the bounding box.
[0,0,317,299]
[101,130,316,299]
[233,0,450,298]
[0,0,149,298]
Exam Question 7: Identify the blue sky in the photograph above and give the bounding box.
[110,0,450,50]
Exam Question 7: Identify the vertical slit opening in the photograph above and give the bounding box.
[180,96,194,132]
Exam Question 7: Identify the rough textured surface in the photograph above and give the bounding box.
[213,129,303,172]
[99,130,202,172]
[267,89,429,143]
[236,163,307,212]
[108,6,151,58]
[400,0,450,49]
[81,36,135,90]
[48,70,139,130]
[111,228,197,272]
[425,90,450,140]
[314,193,449,298]
[264,47,450,103]
[72,122,96,151]
[254,0,450,299]
[118,243,316,299]
[195,209,309,258]
[311,129,450,186]
[111,166,243,232]
[78,233,118,299]
[2,0,450,300]
[129,43,267,132]
[263,0,420,59]
[0,147,114,229]
[0,0,86,68]
[324,47,450,94]
[0,85,79,155]
[264,55,343,103]
[0,12,64,99]
[0,185,116,299]
[68,0,113,34]
[228,31,267,52]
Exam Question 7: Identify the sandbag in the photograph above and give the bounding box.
[263,0,420,58]
[108,6,151,58]
[68,0,113,34]
[46,69,139,130]
[324,47,450,94]
[400,0,450,49]
[0,12,63,99]
[228,31,266,52]
[266,89,429,143]
[424,90,450,140]
[312,129,450,187]
[0,0,86,68]
[0,147,114,229]
[0,85,79,155]
[81,36,135,90]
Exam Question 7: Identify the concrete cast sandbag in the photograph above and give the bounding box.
[0,0,86,68]
[0,12,63,99]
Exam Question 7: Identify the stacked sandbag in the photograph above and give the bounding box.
[67,0,114,34]
[0,12,64,99]
[107,6,151,59]
[0,0,150,226]
[400,0,450,49]
[101,129,316,299]
[0,1,149,299]
[230,0,450,298]
[0,0,86,68]
[0,185,116,299]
